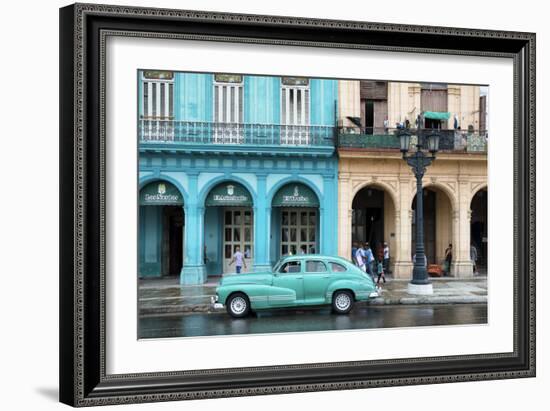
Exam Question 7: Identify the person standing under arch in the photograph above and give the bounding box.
[444,244,453,275]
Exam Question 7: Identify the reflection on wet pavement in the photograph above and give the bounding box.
[139,303,487,339]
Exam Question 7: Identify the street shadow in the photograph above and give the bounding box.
[35,387,58,402]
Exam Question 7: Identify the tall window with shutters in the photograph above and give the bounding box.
[140,71,174,141]
[213,74,244,144]
[281,77,310,145]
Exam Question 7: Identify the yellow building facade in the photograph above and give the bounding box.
[337,81,487,279]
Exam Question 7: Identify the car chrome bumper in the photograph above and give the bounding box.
[369,291,380,298]
[210,295,224,309]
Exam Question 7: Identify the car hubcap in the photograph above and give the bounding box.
[230,297,247,315]
[335,294,351,311]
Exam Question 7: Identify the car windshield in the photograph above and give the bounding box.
[272,260,283,273]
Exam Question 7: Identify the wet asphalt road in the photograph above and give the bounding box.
[138,303,487,339]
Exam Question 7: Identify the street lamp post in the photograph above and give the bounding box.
[399,130,440,295]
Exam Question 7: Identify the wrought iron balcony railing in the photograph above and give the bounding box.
[337,127,488,153]
[139,120,335,147]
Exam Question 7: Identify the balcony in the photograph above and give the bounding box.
[337,127,488,154]
[138,120,336,157]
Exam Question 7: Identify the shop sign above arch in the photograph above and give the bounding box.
[205,182,253,207]
[139,181,183,206]
[272,183,319,207]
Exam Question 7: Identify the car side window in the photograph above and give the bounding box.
[280,261,301,273]
[329,262,347,272]
[305,260,328,273]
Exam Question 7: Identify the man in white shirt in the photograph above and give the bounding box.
[355,244,366,272]
[229,246,247,274]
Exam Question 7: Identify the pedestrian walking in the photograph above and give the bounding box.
[376,258,386,286]
[382,242,390,273]
[356,244,367,272]
[228,245,247,274]
[364,243,375,280]
[351,242,358,265]
[376,243,384,262]
[470,244,478,274]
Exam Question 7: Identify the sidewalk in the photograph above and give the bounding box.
[138,276,487,316]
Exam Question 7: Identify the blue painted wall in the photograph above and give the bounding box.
[138,71,338,126]
[138,71,340,284]
[204,207,222,276]
[244,76,281,124]
[174,72,213,122]
[310,79,338,126]
[139,205,163,277]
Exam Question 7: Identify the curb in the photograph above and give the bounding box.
[368,295,487,305]
[139,296,487,315]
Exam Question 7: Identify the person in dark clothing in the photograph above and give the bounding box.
[444,244,453,275]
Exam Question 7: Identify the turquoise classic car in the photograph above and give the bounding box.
[212,255,379,318]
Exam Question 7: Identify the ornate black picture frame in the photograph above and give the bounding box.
[59,3,535,407]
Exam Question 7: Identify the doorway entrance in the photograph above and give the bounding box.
[139,180,185,278]
[471,188,488,270]
[162,206,184,276]
[352,187,385,252]
[223,208,254,273]
[280,208,317,256]
[271,183,320,260]
[204,181,255,275]
[411,187,453,266]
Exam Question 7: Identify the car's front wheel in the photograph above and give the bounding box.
[226,292,250,318]
[332,290,354,314]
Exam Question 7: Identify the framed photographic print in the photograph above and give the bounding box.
[59,3,535,407]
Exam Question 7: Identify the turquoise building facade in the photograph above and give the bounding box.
[138,70,339,284]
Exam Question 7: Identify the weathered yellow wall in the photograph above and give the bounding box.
[338,153,487,279]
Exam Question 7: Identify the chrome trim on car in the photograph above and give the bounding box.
[267,295,295,300]
[369,291,380,298]
[249,296,268,301]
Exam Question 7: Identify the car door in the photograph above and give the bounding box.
[303,260,331,305]
[269,260,304,306]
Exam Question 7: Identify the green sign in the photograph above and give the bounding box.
[140,181,183,206]
[206,182,252,206]
[214,74,243,83]
[272,184,319,207]
[143,70,174,80]
[423,111,451,120]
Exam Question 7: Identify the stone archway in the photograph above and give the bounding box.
[203,181,254,275]
[411,186,454,273]
[270,182,321,260]
[351,184,398,273]
[138,180,185,278]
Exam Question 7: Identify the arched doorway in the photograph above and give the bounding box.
[470,188,488,273]
[271,183,320,260]
[204,181,254,274]
[139,180,184,277]
[351,186,396,270]
[411,187,453,268]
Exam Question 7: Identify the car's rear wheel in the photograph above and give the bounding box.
[332,290,354,314]
[226,292,250,318]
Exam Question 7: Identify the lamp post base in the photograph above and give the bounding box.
[407,282,434,295]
